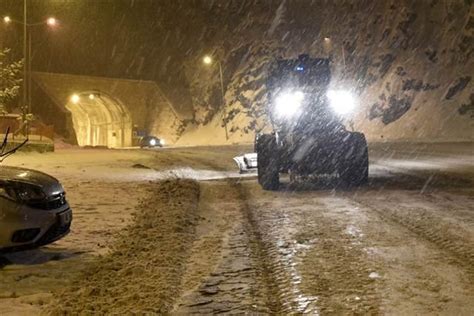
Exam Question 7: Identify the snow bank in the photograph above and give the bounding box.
[48,179,201,314]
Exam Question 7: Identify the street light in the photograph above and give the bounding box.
[324,36,347,68]
[203,55,212,65]
[2,4,57,135]
[202,55,229,140]
[70,94,80,104]
[46,17,57,26]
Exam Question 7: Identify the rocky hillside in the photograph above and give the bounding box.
[179,0,473,144]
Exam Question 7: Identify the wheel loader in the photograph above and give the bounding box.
[253,54,369,190]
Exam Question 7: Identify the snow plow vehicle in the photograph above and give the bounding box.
[256,54,368,190]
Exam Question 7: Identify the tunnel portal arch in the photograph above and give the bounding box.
[65,91,132,148]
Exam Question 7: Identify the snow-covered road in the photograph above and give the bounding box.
[0,143,472,314]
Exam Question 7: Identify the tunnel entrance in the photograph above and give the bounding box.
[65,92,132,148]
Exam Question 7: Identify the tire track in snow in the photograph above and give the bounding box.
[352,196,474,282]
[232,180,286,314]
[172,157,286,313]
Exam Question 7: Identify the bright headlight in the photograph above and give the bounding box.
[160,139,165,146]
[0,182,46,202]
[16,183,46,201]
[149,138,157,146]
[327,90,356,115]
[274,91,304,118]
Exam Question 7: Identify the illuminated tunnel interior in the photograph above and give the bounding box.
[65,92,132,148]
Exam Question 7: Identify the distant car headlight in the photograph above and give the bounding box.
[0,182,46,202]
[149,138,157,146]
[160,139,165,146]
[274,91,304,118]
[327,90,356,115]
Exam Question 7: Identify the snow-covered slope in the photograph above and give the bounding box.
[178,0,473,145]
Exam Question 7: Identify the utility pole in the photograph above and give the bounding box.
[342,46,346,69]
[203,55,229,140]
[218,61,229,140]
[28,30,32,115]
[23,0,27,133]
[3,1,57,135]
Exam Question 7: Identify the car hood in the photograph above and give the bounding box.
[0,166,63,195]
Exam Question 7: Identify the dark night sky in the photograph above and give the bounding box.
[0,0,274,109]
[0,1,274,77]
[1,1,212,79]
[0,0,242,110]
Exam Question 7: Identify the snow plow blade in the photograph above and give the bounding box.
[233,153,258,174]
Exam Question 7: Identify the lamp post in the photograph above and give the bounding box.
[203,55,229,140]
[3,3,57,133]
[324,37,346,69]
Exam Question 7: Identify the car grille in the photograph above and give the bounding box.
[36,219,71,247]
[27,192,67,210]
[11,228,41,243]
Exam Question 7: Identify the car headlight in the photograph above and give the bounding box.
[0,182,46,202]
[274,91,304,118]
[149,138,157,146]
[160,139,165,146]
[327,90,356,115]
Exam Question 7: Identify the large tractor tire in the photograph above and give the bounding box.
[339,132,369,187]
[256,134,280,190]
